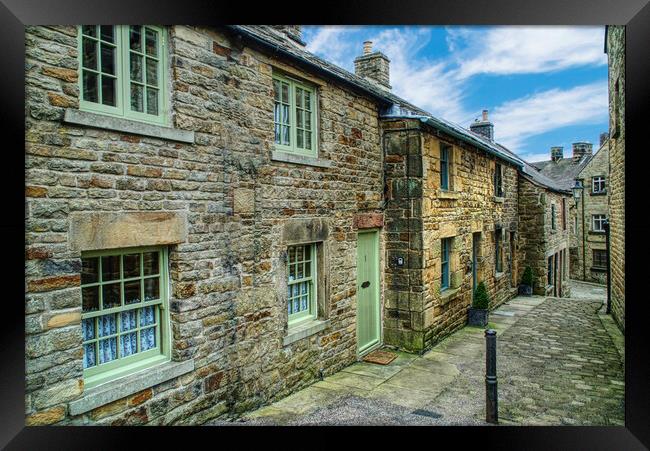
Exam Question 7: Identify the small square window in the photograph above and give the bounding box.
[593,249,607,268]
[592,214,607,232]
[592,176,606,194]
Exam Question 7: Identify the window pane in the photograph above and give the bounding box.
[305,112,311,130]
[144,277,160,301]
[282,126,290,146]
[274,124,281,144]
[305,260,311,277]
[145,58,158,86]
[99,337,117,363]
[100,25,114,43]
[120,332,138,357]
[101,75,116,106]
[145,28,158,56]
[100,44,115,75]
[82,286,99,312]
[304,91,311,110]
[123,254,140,278]
[83,343,96,369]
[120,310,137,331]
[146,87,158,115]
[296,109,303,128]
[102,283,121,309]
[282,105,290,125]
[82,318,95,341]
[82,25,97,37]
[98,314,117,337]
[281,83,289,103]
[130,26,142,51]
[273,80,280,101]
[131,83,144,112]
[130,54,143,82]
[143,251,159,275]
[140,327,156,351]
[296,88,303,108]
[101,255,120,281]
[82,71,98,103]
[140,306,155,326]
[305,131,312,150]
[297,130,303,148]
[124,280,141,305]
[82,257,99,284]
[82,37,97,70]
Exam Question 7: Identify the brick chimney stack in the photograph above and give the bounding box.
[469,109,495,141]
[354,41,391,91]
[551,146,564,162]
[572,142,593,162]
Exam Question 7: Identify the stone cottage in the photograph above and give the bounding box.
[25,24,576,426]
[569,137,610,284]
[605,25,624,333]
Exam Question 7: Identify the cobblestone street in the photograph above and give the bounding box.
[211,280,624,426]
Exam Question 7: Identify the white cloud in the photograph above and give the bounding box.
[490,81,608,152]
[304,26,361,70]
[450,26,607,79]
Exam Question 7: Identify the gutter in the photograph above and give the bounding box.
[223,25,393,108]
[382,114,525,169]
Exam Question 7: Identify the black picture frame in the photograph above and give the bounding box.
[3,0,648,448]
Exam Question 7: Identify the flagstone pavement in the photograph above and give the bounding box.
[209,279,624,426]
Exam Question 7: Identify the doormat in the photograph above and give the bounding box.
[363,349,397,365]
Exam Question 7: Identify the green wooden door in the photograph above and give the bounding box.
[357,230,380,354]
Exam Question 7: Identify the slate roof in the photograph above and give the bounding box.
[529,155,592,191]
[227,25,567,192]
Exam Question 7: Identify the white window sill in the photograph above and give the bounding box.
[283,318,330,346]
[68,359,194,416]
[63,109,195,144]
[271,150,332,168]
[493,196,505,203]
[495,271,506,280]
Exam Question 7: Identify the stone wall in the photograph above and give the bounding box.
[571,143,609,284]
[25,25,384,425]
[382,118,518,352]
[518,176,571,297]
[607,25,625,333]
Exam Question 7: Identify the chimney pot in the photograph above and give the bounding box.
[482,110,489,121]
[363,40,373,55]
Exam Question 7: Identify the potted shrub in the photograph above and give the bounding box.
[468,281,490,327]
[518,266,534,296]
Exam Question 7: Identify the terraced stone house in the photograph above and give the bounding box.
[24,24,574,425]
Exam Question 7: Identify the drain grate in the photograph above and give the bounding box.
[411,409,443,419]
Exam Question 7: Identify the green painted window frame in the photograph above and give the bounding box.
[286,243,318,327]
[441,238,451,291]
[80,246,171,389]
[272,72,319,158]
[78,25,168,126]
[440,143,451,190]
[495,229,503,273]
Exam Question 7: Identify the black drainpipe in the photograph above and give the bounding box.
[604,219,612,314]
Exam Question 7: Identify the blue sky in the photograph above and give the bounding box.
[302,26,608,162]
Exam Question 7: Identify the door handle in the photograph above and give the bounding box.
[361,281,370,288]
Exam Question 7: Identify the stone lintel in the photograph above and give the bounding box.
[70,211,188,252]
[353,212,384,230]
[282,218,329,246]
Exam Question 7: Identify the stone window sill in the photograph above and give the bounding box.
[493,196,505,203]
[63,109,195,144]
[271,150,332,168]
[68,359,194,416]
[589,230,606,235]
[439,190,460,200]
[495,271,506,280]
[283,318,330,346]
[439,287,461,305]
[590,191,607,196]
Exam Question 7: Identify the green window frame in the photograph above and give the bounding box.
[287,243,317,326]
[440,144,451,190]
[273,72,318,157]
[78,25,168,126]
[495,229,503,273]
[441,238,451,291]
[80,246,170,389]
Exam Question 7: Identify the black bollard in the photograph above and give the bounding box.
[485,329,498,424]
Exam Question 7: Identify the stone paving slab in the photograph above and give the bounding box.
[210,283,623,426]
